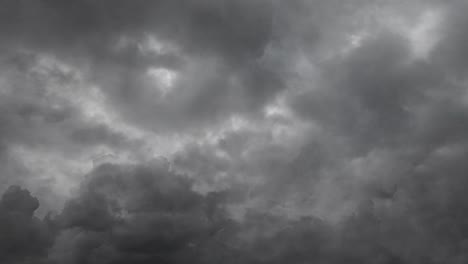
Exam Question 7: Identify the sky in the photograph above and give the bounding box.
[2,0,468,263]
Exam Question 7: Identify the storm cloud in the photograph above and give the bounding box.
[2,0,468,263]
[0,186,56,263]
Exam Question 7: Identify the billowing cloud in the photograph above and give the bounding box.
[3,0,468,263]
[46,161,233,264]
[0,186,56,264]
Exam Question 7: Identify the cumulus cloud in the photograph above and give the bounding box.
[3,0,468,263]
[0,186,56,264]
[46,161,232,264]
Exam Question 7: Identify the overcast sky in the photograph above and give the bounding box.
[2,0,468,263]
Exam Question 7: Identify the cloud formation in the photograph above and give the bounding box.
[0,186,56,264]
[2,0,468,263]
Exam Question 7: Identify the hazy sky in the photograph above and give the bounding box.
[2,0,468,263]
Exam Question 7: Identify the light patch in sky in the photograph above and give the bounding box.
[344,31,369,53]
[288,51,319,92]
[146,67,178,97]
[264,95,292,119]
[264,93,312,147]
[139,34,178,55]
[60,83,149,145]
[9,145,91,198]
[32,54,77,78]
[31,54,188,161]
[408,8,443,59]
[114,35,136,51]
[377,6,443,60]
[199,115,251,147]
[114,34,178,56]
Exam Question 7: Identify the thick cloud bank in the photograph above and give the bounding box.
[3,156,468,263]
[2,0,468,263]
[0,186,55,264]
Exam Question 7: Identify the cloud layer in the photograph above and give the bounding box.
[2,0,468,263]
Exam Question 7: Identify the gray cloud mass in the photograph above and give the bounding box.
[2,0,468,263]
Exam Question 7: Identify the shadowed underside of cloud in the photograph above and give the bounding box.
[47,162,230,264]
[0,186,56,264]
[3,155,468,263]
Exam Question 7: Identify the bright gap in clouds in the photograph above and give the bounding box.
[337,5,443,60]
[139,34,179,55]
[378,6,443,60]
[146,67,178,97]
[408,8,443,59]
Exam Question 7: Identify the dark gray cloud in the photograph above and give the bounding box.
[431,0,468,76]
[0,186,56,264]
[3,147,468,263]
[47,162,233,264]
[0,0,283,133]
[0,50,142,211]
[3,0,468,263]
[290,30,441,153]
